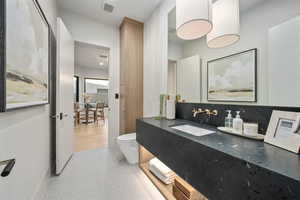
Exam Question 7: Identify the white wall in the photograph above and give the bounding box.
[0,0,57,200]
[182,0,300,105]
[75,65,109,103]
[268,16,300,107]
[59,10,120,147]
[168,41,183,61]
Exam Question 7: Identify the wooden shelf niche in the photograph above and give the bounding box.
[139,145,207,200]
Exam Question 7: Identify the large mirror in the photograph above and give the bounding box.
[168,1,300,107]
[168,9,201,103]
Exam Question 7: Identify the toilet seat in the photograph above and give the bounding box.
[118,133,136,141]
[117,133,138,164]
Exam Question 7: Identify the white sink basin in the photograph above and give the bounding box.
[171,124,215,137]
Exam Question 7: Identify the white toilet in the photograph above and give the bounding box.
[117,133,138,164]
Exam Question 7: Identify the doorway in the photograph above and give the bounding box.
[168,60,177,97]
[73,41,110,152]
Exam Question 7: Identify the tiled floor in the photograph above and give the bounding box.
[43,148,165,200]
[74,120,108,152]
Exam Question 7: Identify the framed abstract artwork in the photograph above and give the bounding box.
[207,49,257,102]
[0,0,50,112]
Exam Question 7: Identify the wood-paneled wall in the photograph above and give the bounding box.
[120,17,144,134]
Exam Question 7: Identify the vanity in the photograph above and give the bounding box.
[141,1,300,199]
[137,117,300,200]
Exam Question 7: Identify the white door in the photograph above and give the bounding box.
[177,55,201,103]
[56,18,74,174]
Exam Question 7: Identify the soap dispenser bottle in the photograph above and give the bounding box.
[233,111,243,133]
[225,110,233,129]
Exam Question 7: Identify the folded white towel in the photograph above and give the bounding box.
[149,158,175,184]
[150,166,175,184]
[150,161,175,178]
[149,158,173,175]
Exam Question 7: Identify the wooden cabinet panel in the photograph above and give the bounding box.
[120,17,144,134]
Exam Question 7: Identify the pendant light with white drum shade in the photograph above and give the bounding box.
[176,0,213,40]
[207,0,240,48]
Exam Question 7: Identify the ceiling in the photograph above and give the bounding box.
[211,0,266,12]
[168,0,266,44]
[57,0,164,25]
[75,41,109,71]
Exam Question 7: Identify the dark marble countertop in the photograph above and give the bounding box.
[137,118,300,199]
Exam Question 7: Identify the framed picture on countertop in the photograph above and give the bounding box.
[265,110,300,154]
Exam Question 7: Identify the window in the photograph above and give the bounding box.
[84,78,109,105]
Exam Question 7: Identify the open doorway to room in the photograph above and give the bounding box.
[73,41,110,152]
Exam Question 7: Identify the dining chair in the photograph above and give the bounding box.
[95,103,105,124]
[74,103,80,125]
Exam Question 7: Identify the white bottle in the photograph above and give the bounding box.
[166,99,175,120]
[233,111,243,134]
[225,110,233,129]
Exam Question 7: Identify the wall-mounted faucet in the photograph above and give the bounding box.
[205,109,218,116]
[192,108,218,117]
[192,108,206,117]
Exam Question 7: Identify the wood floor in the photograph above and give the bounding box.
[74,120,108,152]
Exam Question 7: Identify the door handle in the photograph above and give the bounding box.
[51,114,59,119]
[0,159,16,177]
[58,113,68,120]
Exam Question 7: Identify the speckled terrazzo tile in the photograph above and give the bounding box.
[43,148,164,200]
